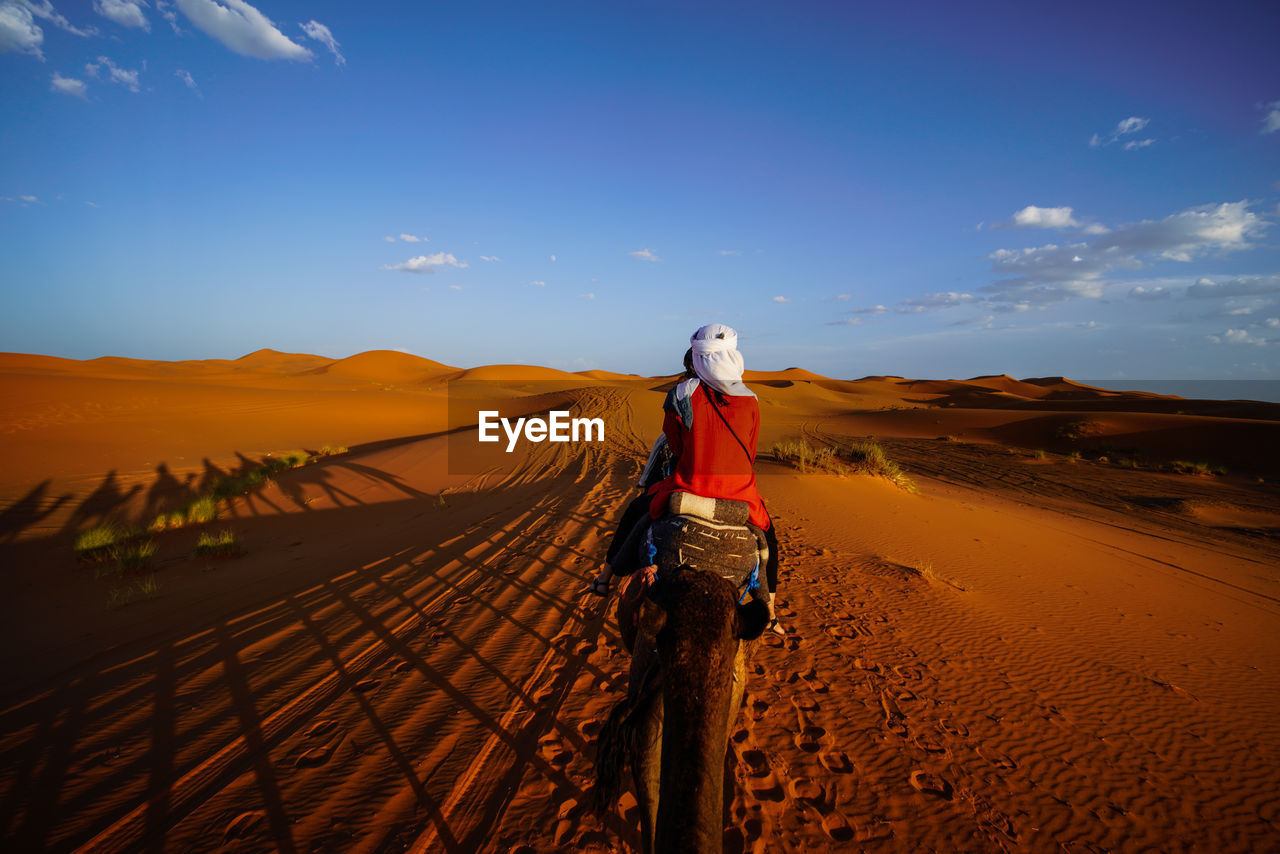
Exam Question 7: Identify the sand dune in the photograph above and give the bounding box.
[0,350,1278,852]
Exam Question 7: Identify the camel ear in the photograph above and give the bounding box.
[735,598,770,640]
[637,597,667,639]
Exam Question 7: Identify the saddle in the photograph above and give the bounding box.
[646,492,768,590]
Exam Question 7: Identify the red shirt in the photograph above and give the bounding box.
[648,384,771,530]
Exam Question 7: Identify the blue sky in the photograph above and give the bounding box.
[2,0,1278,379]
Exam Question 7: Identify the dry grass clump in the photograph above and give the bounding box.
[771,438,918,492]
[195,529,242,559]
[771,439,842,473]
[75,524,157,577]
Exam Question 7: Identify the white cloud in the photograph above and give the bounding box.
[20,194,39,203]
[94,0,149,31]
[383,235,395,243]
[0,2,44,57]
[993,204,1110,234]
[629,248,660,262]
[382,252,467,274]
[175,68,197,90]
[549,254,556,261]
[1090,116,1153,149]
[299,19,342,65]
[986,201,1267,306]
[897,292,976,312]
[1265,318,1279,328]
[1129,285,1172,300]
[1123,138,1154,151]
[580,292,595,299]
[1186,274,1280,299]
[479,255,500,262]
[155,0,178,32]
[50,71,87,97]
[835,294,851,301]
[718,249,741,256]
[1260,100,1280,135]
[86,56,140,92]
[772,295,790,303]
[448,284,461,291]
[398,233,422,243]
[85,200,99,207]
[1211,328,1268,346]
[174,0,311,60]
[19,1,96,37]
[1011,205,1079,229]
[848,304,889,315]
[529,280,545,286]
[825,317,863,326]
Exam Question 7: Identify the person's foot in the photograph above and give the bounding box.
[766,617,785,636]
[588,567,612,597]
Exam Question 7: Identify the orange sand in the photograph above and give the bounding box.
[0,351,1277,852]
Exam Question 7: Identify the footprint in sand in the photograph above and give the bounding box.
[296,739,340,768]
[790,694,819,712]
[224,810,266,841]
[722,826,746,854]
[938,718,969,737]
[908,770,953,799]
[910,732,948,755]
[305,719,338,738]
[740,749,772,778]
[352,678,381,693]
[747,696,770,721]
[820,811,856,842]
[977,745,1018,770]
[749,775,785,802]
[393,660,413,673]
[793,725,827,753]
[893,664,922,681]
[819,751,854,774]
[787,776,824,803]
[731,727,750,744]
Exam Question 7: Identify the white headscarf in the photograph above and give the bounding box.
[689,323,755,398]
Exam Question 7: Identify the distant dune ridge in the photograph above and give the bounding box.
[0,348,1278,852]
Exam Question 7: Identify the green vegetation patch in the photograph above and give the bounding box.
[195,529,242,559]
[149,444,351,531]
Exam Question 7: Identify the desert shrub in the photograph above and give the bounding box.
[772,438,917,492]
[318,445,348,457]
[195,529,242,559]
[771,439,840,473]
[75,523,122,562]
[114,538,157,572]
[75,525,155,578]
[842,440,918,492]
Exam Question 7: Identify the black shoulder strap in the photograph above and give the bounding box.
[701,384,754,466]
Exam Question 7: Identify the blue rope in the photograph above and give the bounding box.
[738,561,760,605]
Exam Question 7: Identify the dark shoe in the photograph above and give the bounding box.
[589,577,611,597]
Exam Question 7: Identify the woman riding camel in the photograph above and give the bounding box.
[591,323,783,633]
